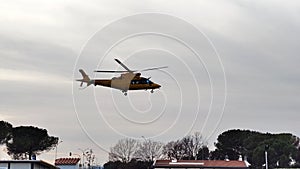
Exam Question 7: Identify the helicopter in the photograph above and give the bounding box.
[77,59,167,96]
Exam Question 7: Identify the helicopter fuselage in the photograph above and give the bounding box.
[93,75,161,92]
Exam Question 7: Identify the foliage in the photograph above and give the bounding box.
[0,121,12,144]
[6,126,58,159]
[196,145,210,160]
[213,129,256,160]
[211,129,300,168]
[106,130,300,169]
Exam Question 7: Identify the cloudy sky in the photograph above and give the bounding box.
[1,0,300,165]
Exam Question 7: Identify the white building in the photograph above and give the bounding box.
[0,160,58,169]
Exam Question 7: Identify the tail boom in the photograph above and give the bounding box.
[77,69,94,87]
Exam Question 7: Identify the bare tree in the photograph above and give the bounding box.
[181,132,205,159]
[181,135,194,159]
[109,138,139,163]
[162,140,184,160]
[162,132,206,160]
[135,139,164,161]
[84,149,95,168]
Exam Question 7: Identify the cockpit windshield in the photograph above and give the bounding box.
[131,79,153,84]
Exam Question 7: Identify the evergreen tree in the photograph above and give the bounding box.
[0,121,12,144]
[212,129,300,168]
[6,126,58,159]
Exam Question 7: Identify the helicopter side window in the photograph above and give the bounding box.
[139,79,148,84]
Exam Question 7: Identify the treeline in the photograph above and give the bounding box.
[0,121,58,160]
[104,130,300,169]
[1,120,300,168]
[213,129,300,168]
[107,132,207,163]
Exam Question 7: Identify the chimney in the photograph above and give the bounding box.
[225,155,229,161]
[238,155,243,161]
[244,156,251,167]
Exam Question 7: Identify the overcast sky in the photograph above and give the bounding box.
[1,0,300,165]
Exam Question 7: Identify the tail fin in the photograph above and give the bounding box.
[77,69,93,87]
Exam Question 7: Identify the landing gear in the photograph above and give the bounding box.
[122,90,127,96]
[151,89,154,93]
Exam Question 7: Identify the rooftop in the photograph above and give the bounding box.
[154,160,249,168]
[55,158,80,165]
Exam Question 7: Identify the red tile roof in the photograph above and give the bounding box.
[55,158,80,165]
[154,160,249,168]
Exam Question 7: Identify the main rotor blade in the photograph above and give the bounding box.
[114,59,132,72]
[94,70,130,73]
[139,66,168,72]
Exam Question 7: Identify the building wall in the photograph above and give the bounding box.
[56,165,78,169]
[34,163,50,169]
[0,163,31,169]
[157,168,198,169]
[0,162,54,169]
[0,163,8,169]
[11,163,31,169]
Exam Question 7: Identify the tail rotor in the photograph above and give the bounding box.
[76,69,94,89]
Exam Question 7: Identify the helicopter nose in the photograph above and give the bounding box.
[156,84,161,88]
